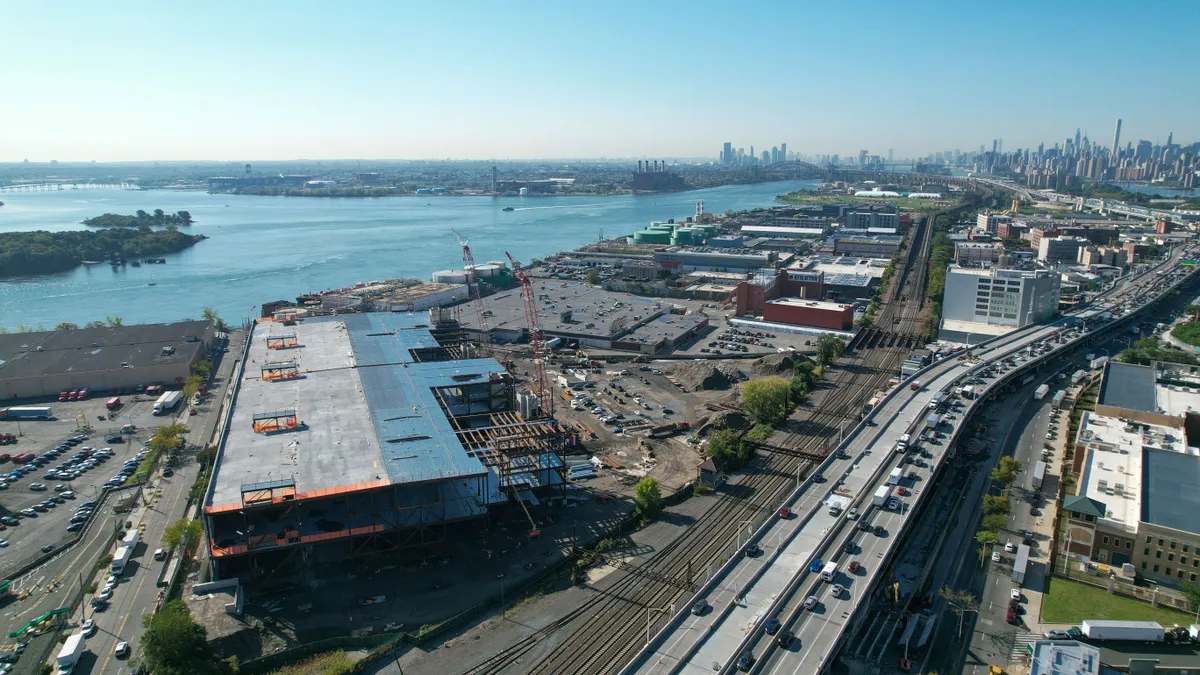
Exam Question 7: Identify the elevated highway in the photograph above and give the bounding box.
[623,241,1200,675]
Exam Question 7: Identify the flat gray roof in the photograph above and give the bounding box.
[1141,448,1200,533]
[0,320,211,383]
[210,313,499,510]
[458,280,670,340]
[1099,361,1157,413]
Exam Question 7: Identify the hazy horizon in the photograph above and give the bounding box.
[3,0,1197,163]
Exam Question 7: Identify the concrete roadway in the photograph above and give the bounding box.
[0,331,244,675]
[633,351,969,674]
[85,331,244,675]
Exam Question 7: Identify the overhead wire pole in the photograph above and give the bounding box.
[505,252,553,418]
[450,229,489,332]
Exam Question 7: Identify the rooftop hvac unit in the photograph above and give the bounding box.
[1097,478,1107,487]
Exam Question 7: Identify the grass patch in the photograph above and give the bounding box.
[268,650,355,675]
[1041,577,1194,625]
[775,190,958,212]
[1172,321,1200,348]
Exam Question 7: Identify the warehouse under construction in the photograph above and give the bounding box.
[203,310,567,583]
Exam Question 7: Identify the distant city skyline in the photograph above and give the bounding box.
[1,0,1197,162]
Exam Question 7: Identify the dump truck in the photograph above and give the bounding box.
[647,421,690,438]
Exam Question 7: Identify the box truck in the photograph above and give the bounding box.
[111,547,132,576]
[56,632,85,674]
[925,413,941,430]
[1034,384,1050,400]
[1051,390,1066,408]
[888,468,903,485]
[1011,544,1029,585]
[1081,620,1165,642]
[873,485,891,507]
[1032,461,1047,489]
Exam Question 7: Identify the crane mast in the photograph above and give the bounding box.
[505,252,553,418]
[450,229,488,332]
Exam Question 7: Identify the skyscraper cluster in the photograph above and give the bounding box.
[719,141,790,167]
[977,120,1197,190]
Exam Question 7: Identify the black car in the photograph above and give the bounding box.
[736,650,755,672]
[743,543,762,558]
[105,436,123,444]
[874,525,885,537]
[776,630,794,648]
[40,544,55,553]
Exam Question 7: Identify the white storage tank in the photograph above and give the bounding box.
[471,263,502,278]
[432,269,470,284]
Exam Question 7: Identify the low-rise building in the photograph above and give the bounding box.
[844,211,899,230]
[762,298,854,330]
[940,265,1060,341]
[832,234,901,258]
[1063,362,1200,588]
[1038,236,1089,263]
[976,212,1012,235]
[954,241,1006,265]
[653,247,777,272]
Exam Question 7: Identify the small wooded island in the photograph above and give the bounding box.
[0,226,206,278]
[82,209,193,227]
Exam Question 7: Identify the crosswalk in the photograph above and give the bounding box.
[1009,632,1038,662]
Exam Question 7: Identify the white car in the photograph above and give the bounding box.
[114,641,130,657]
[1010,588,1021,600]
[81,619,96,636]
[991,551,1000,563]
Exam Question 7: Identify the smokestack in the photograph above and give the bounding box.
[637,160,642,173]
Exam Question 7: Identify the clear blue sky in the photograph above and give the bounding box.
[1,0,1196,162]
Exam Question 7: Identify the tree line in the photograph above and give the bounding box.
[0,226,206,277]
[82,209,193,227]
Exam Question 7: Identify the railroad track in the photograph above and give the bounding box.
[458,186,988,675]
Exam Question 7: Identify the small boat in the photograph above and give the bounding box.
[148,281,157,286]
[502,206,515,212]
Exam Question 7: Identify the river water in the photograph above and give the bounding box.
[0,180,818,330]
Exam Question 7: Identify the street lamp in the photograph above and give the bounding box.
[646,604,675,645]
[732,520,753,555]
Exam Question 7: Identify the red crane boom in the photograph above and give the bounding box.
[451,229,488,331]
[505,252,552,418]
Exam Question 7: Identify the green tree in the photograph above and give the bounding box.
[706,429,752,470]
[991,456,1023,489]
[141,600,228,675]
[815,335,845,367]
[585,269,601,285]
[164,518,204,554]
[1182,582,1200,611]
[789,375,810,404]
[982,494,1009,515]
[938,586,979,639]
[201,307,228,332]
[634,476,663,521]
[1186,304,1200,321]
[975,530,998,546]
[106,316,123,327]
[182,375,205,403]
[740,376,793,426]
[981,514,1008,533]
[55,322,78,331]
[191,360,213,378]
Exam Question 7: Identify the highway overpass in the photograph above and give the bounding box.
[622,242,1200,675]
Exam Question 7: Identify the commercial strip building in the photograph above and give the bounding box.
[832,234,902,258]
[1063,362,1200,589]
[204,312,565,582]
[938,265,1061,344]
[762,298,854,330]
[0,320,215,401]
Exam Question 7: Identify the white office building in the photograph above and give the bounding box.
[976,212,1012,235]
[939,265,1060,344]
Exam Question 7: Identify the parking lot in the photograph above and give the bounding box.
[0,395,172,566]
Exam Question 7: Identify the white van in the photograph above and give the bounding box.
[821,561,839,582]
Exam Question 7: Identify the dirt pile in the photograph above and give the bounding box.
[750,352,806,378]
[665,360,748,391]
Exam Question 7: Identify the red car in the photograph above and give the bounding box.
[896,487,908,496]
[847,561,859,573]
[777,506,792,520]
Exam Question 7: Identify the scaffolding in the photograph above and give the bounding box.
[261,361,300,381]
[266,334,299,349]
[252,410,298,433]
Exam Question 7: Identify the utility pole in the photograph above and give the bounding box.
[79,572,88,622]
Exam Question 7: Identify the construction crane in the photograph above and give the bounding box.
[450,229,488,331]
[505,252,553,418]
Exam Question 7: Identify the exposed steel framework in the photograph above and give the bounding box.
[451,228,489,332]
[505,252,553,418]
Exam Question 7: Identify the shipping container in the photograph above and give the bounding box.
[105,397,122,411]
[1081,620,1164,642]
